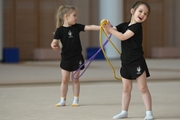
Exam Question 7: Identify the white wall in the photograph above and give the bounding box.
[0,0,3,61]
[99,0,123,59]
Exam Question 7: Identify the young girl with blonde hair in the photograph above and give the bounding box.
[51,5,99,107]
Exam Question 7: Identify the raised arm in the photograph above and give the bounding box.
[84,25,100,31]
[103,21,134,41]
[107,28,134,41]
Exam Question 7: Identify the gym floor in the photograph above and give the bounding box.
[0,59,180,120]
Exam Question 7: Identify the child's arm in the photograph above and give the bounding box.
[103,26,116,35]
[84,25,100,31]
[103,22,134,41]
[106,27,134,41]
[51,39,60,51]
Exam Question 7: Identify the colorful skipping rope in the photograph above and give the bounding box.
[72,20,121,80]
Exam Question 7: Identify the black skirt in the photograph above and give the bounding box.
[60,54,85,72]
[120,57,150,80]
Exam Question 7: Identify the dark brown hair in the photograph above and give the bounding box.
[132,1,151,16]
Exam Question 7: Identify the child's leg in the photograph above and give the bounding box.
[113,77,132,119]
[121,78,133,111]
[137,72,153,120]
[71,71,80,107]
[55,69,70,107]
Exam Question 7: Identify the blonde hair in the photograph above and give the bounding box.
[55,5,76,28]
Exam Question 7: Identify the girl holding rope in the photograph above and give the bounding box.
[51,5,99,107]
[102,1,153,120]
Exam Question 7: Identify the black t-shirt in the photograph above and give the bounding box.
[116,22,144,65]
[54,23,85,60]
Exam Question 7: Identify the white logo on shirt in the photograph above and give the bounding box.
[68,30,73,38]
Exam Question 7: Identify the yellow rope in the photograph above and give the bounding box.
[100,20,122,80]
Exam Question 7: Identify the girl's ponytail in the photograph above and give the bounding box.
[55,5,76,28]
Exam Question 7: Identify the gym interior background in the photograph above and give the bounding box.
[1,0,180,62]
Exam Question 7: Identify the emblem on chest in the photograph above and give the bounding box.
[68,30,73,38]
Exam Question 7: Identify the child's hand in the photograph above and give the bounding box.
[100,19,108,25]
[51,43,59,51]
[102,19,111,30]
[100,19,111,34]
[51,40,59,51]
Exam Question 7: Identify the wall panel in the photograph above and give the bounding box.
[15,0,35,60]
[3,0,14,47]
[39,0,59,48]
[3,0,180,60]
[0,0,2,61]
[3,0,60,60]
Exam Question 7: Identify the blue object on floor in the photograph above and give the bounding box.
[3,48,19,63]
[86,47,105,60]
